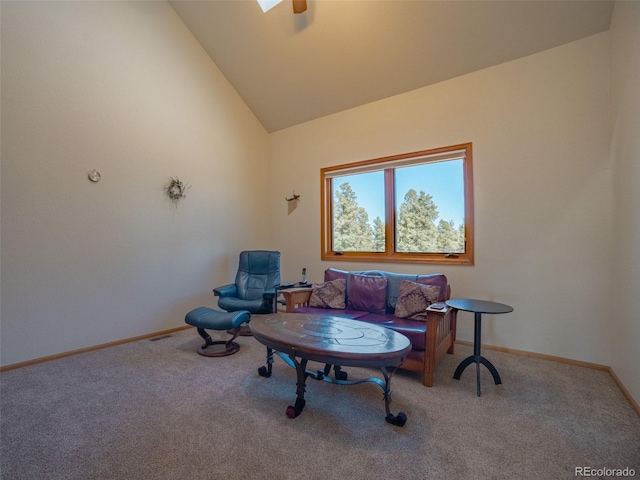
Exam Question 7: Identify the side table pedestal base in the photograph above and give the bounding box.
[453,354,501,396]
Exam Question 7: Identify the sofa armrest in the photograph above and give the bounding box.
[213,283,237,298]
[281,288,313,313]
[424,303,457,354]
[425,302,449,313]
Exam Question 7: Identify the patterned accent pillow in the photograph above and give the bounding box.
[308,278,346,309]
[394,280,441,320]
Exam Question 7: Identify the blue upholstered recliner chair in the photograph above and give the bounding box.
[214,250,281,318]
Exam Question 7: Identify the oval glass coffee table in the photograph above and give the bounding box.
[250,313,412,426]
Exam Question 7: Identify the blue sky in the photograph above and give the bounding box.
[333,160,465,227]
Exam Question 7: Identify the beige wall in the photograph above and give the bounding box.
[270,32,613,366]
[0,1,270,366]
[610,1,640,404]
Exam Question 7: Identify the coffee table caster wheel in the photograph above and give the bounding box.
[386,412,407,427]
[258,366,271,378]
[286,398,306,418]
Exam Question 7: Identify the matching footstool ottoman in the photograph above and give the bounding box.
[185,307,251,357]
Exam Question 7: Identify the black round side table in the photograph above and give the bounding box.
[445,299,513,396]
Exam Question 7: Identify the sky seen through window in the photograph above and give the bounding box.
[333,160,465,228]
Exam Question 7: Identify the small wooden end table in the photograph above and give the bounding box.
[250,313,412,426]
[445,299,513,396]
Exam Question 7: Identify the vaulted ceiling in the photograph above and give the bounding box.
[170,0,614,133]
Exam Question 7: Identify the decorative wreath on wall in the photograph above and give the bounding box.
[166,177,191,204]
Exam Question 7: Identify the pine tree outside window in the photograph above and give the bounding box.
[321,143,474,265]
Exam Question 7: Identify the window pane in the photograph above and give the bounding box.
[332,171,385,252]
[321,143,473,265]
[395,160,465,254]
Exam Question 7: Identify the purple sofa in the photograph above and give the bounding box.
[280,268,458,387]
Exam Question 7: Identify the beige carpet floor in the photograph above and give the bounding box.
[2,328,638,480]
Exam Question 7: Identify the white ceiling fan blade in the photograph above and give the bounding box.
[256,0,284,13]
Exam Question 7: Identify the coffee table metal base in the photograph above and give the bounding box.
[258,347,407,427]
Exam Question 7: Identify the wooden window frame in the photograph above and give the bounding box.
[321,142,474,265]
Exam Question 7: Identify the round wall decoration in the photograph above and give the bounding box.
[88,170,101,182]
[166,177,191,205]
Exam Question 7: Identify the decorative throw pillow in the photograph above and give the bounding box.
[346,274,388,315]
[415,274,448,302]
[308,278,346,309]
[324,268,349,282]
[394,280,441,320]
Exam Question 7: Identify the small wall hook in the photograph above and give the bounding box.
[285,190,300,202]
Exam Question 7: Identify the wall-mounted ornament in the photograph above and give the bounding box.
[166,177,191,206]
[88,170,101,182]
[285,190,300,202]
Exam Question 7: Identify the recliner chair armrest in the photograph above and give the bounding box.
[213,284,237,298]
